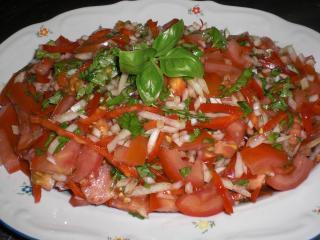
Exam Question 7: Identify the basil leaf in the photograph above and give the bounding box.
[136,61,164,104]
[204,27,227,49]
[119,48,157,74]
[152,20,184,56]
[159,47,203,78]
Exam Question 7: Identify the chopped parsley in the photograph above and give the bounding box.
[223,68,253,96]
[267,132,282,150]
[44,132,57,148]
[110,167,125,181]
[128,211,146,220]
[204,27,227,49]
[35,147,44,156]
[136,164,155,179]
[117,112,143,137]
[162,107,209,122]
[35,49,61,61]
[54,136,70,153]
[179,166,192,178]
[234,179,249,186]
[189,128,201,142]
[237,101,253,116]
[42,91,63,109]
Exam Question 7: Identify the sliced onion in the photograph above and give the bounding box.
[53,111,80,123]
[124,178,139,195]
[11,125,20,135]
[118,73,128,94]
[92,128,102,138]
[309,94,319,103]
[185,182,193,194]
[138,111,185,129]
[147,128,160,154]
[300,77,309,90]
[47,155,57,165]
[70,99,87,112]
[47,138,59,155]
[235,152,247,178]
[66,123,78,132]
[188,79,204,97]
[107,129,131,152]
[74,52,93,60]
[197,78,209,94]
[288,96,297,110]
[203,163,212,183]
[172,180,184,189]
[130,182,172,196]
[14,71,26,83]
[222,178,251,197]
[247,134,266,148]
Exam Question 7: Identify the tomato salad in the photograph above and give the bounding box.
[0,19,319,218]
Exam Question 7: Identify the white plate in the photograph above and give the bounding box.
[0,1,320,239]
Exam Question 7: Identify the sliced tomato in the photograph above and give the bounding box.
[113,136,148,167]
[86,93,101,116]
[241,144,288,175]
[80,164,113,205]
[199,103,241,115]
[183,33,204,47]
[226,39,251,68]
[186,159,204,188]
[178,131,213,151]
[52,95,76,116]
[34,58,54,76]
[159,148,190,181]
[31,140,81,175]
[266,154,314,191]
[204,72,223,97]
[69,195,90,207]
[146,19,159,37]
[162,18,179,30]
[204,62,241,77]
[168,77,186,96]
[224,120,246,146]
[176,185,224,217]
[72,146,103,182]
[149,192,178,212]
[263,111,288,132]
[143,120,157,131]
[32,184,42,203]
[107,196,149,217]
[0,129,20,173]
[42,36,79,53]
[195,114,240,130]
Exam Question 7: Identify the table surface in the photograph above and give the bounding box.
[0,0,320,239]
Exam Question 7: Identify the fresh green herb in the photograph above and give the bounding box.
[269,98,288,112]
[74,128,82,135]
[35,49,61,61]
[110,167,125,181]
[150,164,162,171]
[223,68,253,96]
[239,41,248,46]
[76,83,95,100]
[159,47,204,78]
[216,155,224,161]
[128,211,146,220]
[117,112,143,137]
[81,49,118,86]
[179,166,192,178]
[204,27,227,49]
[119,48,157,74]
[44,132,57,148]
[259,77,268,94]
[159,85,170,102]
[42,91,63,109]
[136,164,155,179]
[189,128,201,142]
[60,122,69,129]
[26,74,36,83]
[54,136,70,153]
[33,92,43,102]
[152,20,184,56]
[287,112,294,129]
[54,59,83,76]
[136,61,164,104]
[162,107,209,121]
[237,101,253,116]
[35,147,44,156]
[270,68,281,77]
[234,179,249,186]
[181,43,203,57]
[267,132,282,150]
[203,137,215,144]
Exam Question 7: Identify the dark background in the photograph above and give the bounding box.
[0,0,320,239]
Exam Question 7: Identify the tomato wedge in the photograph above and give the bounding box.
[149,192,178,212]
[241,144,288,175]
[176,185,224,217]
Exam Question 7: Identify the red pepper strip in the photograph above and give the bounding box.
[42,36,79,53]
[80,104,162,125]
[195,115,240,130]
[66,180,85,198]
[199,103,242,114]
[250,186,261,203]
[32,184,42,203]
[30,116,137,177]
[211,170,233,214]
[146,19,159,37]
[88,28,112,41]
[262,111,288,132]
[248,80,264,100]
[301,103,313,135]
[86,93,101,116]
[162,18,179,30]
[240,87,255,106]
[148,132,165,162]
[149,167,169,182]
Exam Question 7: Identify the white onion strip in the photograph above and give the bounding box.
[130,182,172,196]
[107,129,131,152]
[139,111,185,129]
[147,129,160,154]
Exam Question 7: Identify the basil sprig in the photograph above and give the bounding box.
[118,19,204,104]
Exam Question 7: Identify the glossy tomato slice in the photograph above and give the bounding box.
[108,196,149,217]
[266,154,314,191]
[149,192,178,212]
[176,185,224,217]
[241,144,288,175]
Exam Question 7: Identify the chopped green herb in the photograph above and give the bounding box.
[35,147,44,156]
[54,59,83,77]
[42,91,63,109]
[110,167,125,181]
[259,77,268,94]
[76,83,95,100]
[234,179,249,186]
[223,68,253,96]
[189,128,201,142]
[136,164,155,179]
[238,101,253,116]
[270,68,281,77]
[203,137,215,144]
[179,166,192,178]
[74,128,82,135]
[150,164,162,171]
[35,49,61,61]
[239,41,248,46]
[54,136,69,153]
[162,107,209,122]
[204,27,227,49]
[159,86,170,102]
[287,112,294,129]
[117,112,143,137]
[33,92,43,102]
[267,132,282,150]
[128,211,146,220]
[44,132,56,148]
[60,122,69,129]
[26,74,36,83]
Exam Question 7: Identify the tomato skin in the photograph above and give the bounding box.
[69,195,90,207]
[107,196,149,217]
[266,154,314,191]
[146,19,159,37]
[186,159,204,188]
[52,95,76,116]
[0,104,18,146]
[149,192,178,212]
[86,93,101,116]
[204,72,222,97]
[0,129,20,174]
[241,144,288,175]
[159,148,190,182]
[176,185,224,217]
[42,36,79,53]
[224,120,246,146]
[72,146,103,182]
